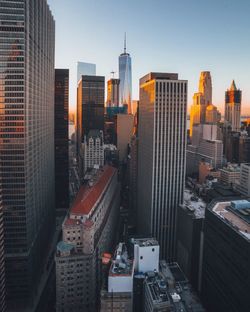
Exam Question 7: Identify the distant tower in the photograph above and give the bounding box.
[137,72,187,261]
[119,33,132,113]
[225,80,242,132]
[106,78,120,107]
[190,71,220,136]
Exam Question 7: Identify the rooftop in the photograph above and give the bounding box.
[182,189,206,218]
[131,237,159,247]
[70,165,116,216]
[220,164,241,172]
[212,200,250,239]
[109,243,134,277]
[140,72,179,85]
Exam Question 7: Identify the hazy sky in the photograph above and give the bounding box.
[48,0,250,114]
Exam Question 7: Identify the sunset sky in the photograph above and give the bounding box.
[48,0,250,115]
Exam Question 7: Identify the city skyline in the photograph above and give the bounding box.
[48,0,250,114]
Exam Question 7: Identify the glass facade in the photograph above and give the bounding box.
[0,0,55,309]
[119,53,132,113]
[55,69,69,216]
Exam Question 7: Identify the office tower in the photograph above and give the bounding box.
[116,114,134,162]
[76,75,105,156]
[219,164,240,187]
[0,0,55,309]
[128,135,138,218]
[236,163,250,196]
[56,165,120,312]
[79,130,104,177]
[77,61,96,82]
[201,199,250,312]
[0,190,6,312]
[55,69,69,216]
[224,80,242,131]
[177,190,206,292]
[137,72,187,261]
[100,243,134,312]
[119,34,132,113]
[205,104,221,123]
[106,78,120,107]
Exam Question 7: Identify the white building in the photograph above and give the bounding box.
[137,72,187,261]
[236,163,250,196]
[219,164,240,187]
[56,166,120,312]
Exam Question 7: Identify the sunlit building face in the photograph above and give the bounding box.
[119,52,132,113]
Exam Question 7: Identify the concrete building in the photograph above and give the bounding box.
[236,163,250,196]
[177,190,206,292]
[224,80,241,132]
[186,124,223,176]
[77,61,96,82]
[106,78,120,107]
[100,243,134,312]
[79,130,104,178]
[199,161,221,184]
[56,165,120,312]
[219,163,240,187]
[55,69,69,216]
[0,1,55,309]
[138,72,187,261]
[202,199,250,312]
[116,114,134,162]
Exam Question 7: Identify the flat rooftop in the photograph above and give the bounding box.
[140,72,179,84]
[212,200,250,239]
[70,165,116,216]
[131,237,159,247]
[182,189,206,218]
[109,243,134,277]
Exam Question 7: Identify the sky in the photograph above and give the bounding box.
[47,0,250,115]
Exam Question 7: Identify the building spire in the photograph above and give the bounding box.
[230,80,237,91]
[124,32,126,54]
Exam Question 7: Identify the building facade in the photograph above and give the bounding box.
[106,78,120,107]
[55,69,69,216]
[0,0,55,309]
[202,200,250,312]
[77,61,96,82]
[224,80,241,132]
[0,189,6,312]
[56,166,120,312]
[76,75,105,157]
[137,72,187,261]
[119,36,132,114]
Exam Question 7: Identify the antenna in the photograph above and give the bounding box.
[124,32,126,53]
[110,71,116,78]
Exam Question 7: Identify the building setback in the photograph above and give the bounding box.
[55,69,69,216]
[76,75,105,157]
[0,0,55,309]
[56,165,120,312]
[137,72,187,261]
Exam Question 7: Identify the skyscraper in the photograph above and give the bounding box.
[119,34,132,113]
[137,73,187,261]
[77,61,96,82]
[55,69,69,216]
[0,189,6,312]
[190,71,220,136]
[224,80,242,132]
[106,78,120,107]
[76,75,105,157]
[0,0,55,309]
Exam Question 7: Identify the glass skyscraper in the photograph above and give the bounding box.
[119,36,132,113]
[0,0,55,309]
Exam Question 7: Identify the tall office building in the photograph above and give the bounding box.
[77,61,96,82]
[119,34,132,113]
[76,75,105,157]
[55,69,69,216]
[106,78,120,107]
[137,73,187,261]
[190,71,220,137]
[224,80,242,131]
[0,0,55,309]
[0,189,6,312]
